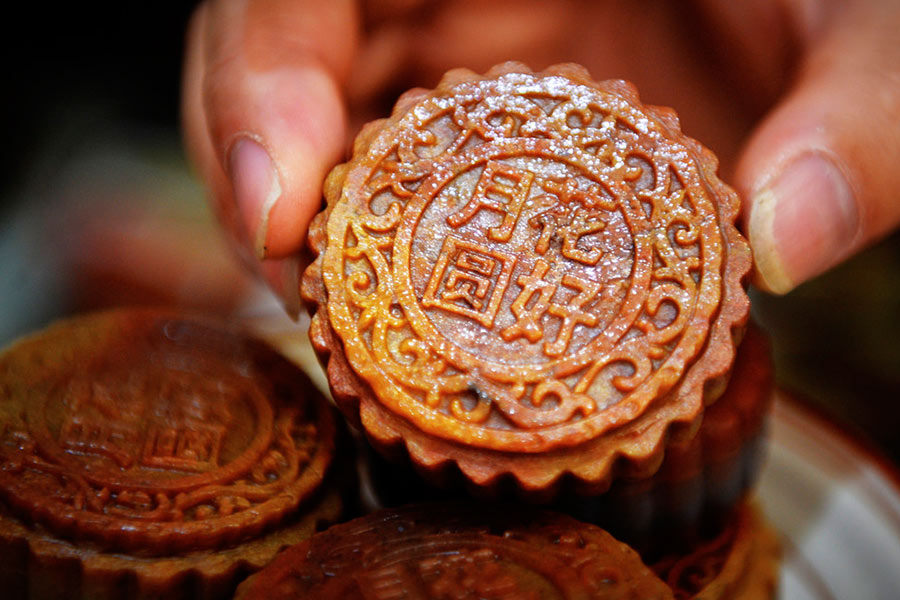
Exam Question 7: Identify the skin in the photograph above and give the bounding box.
[182,0,900,312]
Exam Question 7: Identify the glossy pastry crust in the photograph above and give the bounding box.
[234,502,676,599]
[0,309,345,599]
[303,61,751,495]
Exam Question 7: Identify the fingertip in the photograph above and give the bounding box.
[746,188,790,294]
[199,0,355,260]
[746,153,859,294]
[228,135,280,260]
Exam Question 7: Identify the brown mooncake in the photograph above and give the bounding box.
[233,502,677,599]
[302,61,752,496]
[0,309,348,600]
[233,501,779,600]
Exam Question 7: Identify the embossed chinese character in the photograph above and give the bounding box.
[529,176,614,265]
[142,422,226,472]
[447,160,534,242]
[59,380,141,468]
[545,274,602,356]
[499,259,556,344]
[501,260,600,356]
[124,381,235,472]
[423,236,516,328]
[445,250,498,310]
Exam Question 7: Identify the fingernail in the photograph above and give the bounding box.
[749,154,858,294]
[228,137,282,260]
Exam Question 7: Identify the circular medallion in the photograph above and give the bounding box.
[396,145,640,370]
[26,358,274,494]
[0,310,337,554]
[234,503,675,599]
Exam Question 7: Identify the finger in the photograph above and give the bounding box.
[736,1,900,294]
[197,0,357,264]
[184,1,296,309]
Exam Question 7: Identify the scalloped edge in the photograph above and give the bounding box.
[0,488,343,600]
[300,62,752,499]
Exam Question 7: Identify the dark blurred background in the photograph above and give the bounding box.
[2,3,899,468]
[4,5,195,199]
[2,3,256,336]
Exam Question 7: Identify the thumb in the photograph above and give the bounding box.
[182,0,358,312]
[737,1,900,294]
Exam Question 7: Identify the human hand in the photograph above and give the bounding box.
[182,0,900,313]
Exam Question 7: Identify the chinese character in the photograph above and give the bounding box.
[141,423,226,472]
[58,380,141,468]
[500,260,600,356]
[423,236,517,328]
[447,160,535,242]
[499,259,556,344]
[529,176,614,265]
